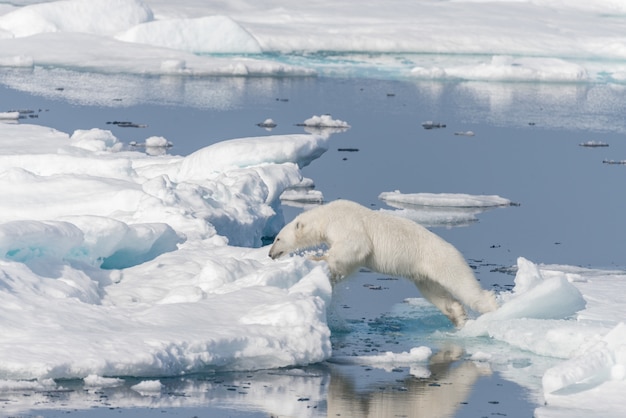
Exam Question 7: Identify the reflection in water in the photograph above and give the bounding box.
[327,346,490,418]
[0,67,307,110]
[412,80,626,134]
[380,199,501,228]
[1,368,328,417]
[3,67,626,136]
[1,347,490,418]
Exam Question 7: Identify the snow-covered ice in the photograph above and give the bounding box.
[379,190,515,227]
[0,123,334,380]
[280,189,324,204]
[331,347,433,378]
[380,190,514,208]
[0,111,19,120]
[1,0,625,82]
[457,257,626,418]
[298,115,351,129]
[0,1,625,417]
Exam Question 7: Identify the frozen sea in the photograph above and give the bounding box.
[1,1,626,418]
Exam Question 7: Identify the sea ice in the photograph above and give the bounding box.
[1,0,625,81]
[378,190,515,227]
[456,257,626,418]
[299,115,351,129]
[379,190,513,208]
[1,1,625,416]
[0,122,335,380]
[116,15,262,54]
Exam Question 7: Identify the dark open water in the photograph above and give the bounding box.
[2,69,625,417]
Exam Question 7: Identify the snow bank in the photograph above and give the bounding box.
[1,0,623,80]
[0,122,335,380]
[0,0,152,38]
[116,15,262,54]
[178,133,330,180]
[70,128,124,152]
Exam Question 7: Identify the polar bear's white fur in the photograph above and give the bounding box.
[269,199,498,328]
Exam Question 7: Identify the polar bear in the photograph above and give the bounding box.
[269,199,498,328]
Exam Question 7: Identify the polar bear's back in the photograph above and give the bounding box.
[319,200,472,281]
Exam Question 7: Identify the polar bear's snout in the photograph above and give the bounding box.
[268,247,284,259]
[268,238,286,260]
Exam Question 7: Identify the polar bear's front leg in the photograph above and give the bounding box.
[316,240,370,281]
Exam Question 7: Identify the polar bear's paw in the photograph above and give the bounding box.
[446,301,467,329]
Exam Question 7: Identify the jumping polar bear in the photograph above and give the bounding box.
[269,199,498,328]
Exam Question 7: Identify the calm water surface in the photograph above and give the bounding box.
[2,70,625,417]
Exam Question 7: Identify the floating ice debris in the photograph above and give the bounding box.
[579,140,609,147]
[279,178,323,208]
[280,189,323,203]
[421,121,446,129]
[0,111,20,120]
[330,346,433,375]
[379,190,515,208]
[454,131,475,136]
[129,137,173,156]
[70,128,123,152]
[83,375,124,388]
[145,136,172,148]
[106,121,148,128]
[257,118,277,128]
[363,283,383,290]
[131,380,163,394]
[297,115,350,129]
[293,177,316,189]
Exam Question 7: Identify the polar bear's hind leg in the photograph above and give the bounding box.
[416,279,468,328]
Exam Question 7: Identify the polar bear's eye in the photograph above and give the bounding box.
[275,238,280,242]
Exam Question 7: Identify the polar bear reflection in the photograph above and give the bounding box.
[327,346,490,418]
[269,200,497,328]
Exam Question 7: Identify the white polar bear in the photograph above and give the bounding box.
[269,199,498,328]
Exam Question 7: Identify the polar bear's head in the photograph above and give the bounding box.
[269,207,327,260]
[269,216,326,259]
[268,220,302,260]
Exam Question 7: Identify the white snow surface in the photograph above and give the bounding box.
[0,123,333,380]
[0,0,625,81]
[300,115,351,129]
